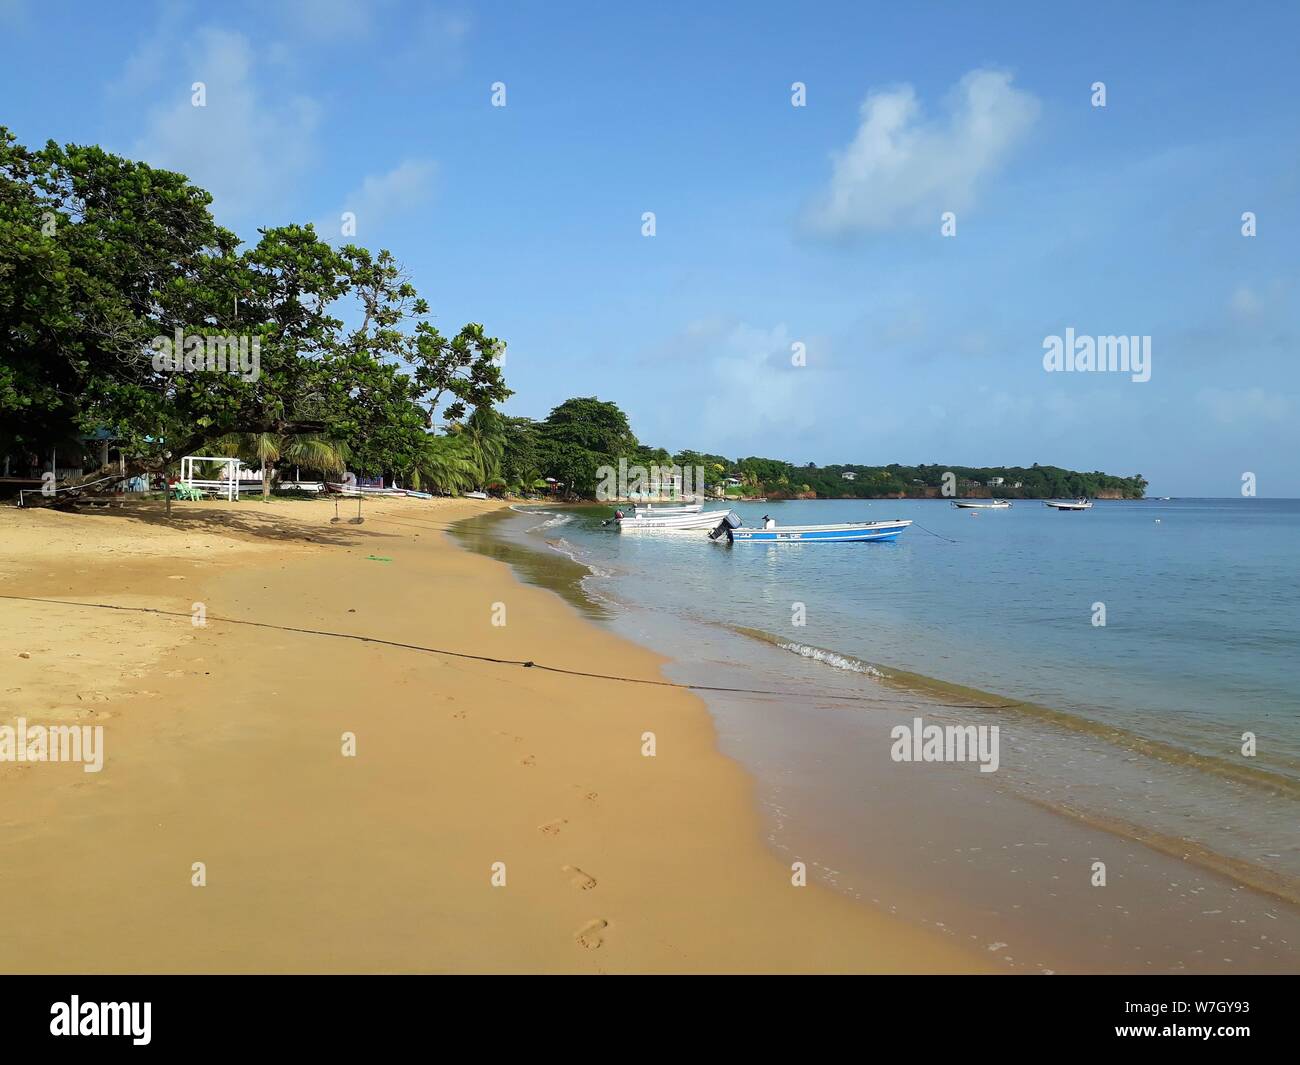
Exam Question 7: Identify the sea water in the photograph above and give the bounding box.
[455,498,1300,972]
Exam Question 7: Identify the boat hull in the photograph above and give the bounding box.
[631,502,703,514]
[325,482,406,497]
[729,520,912,543]
[618,509,733,530]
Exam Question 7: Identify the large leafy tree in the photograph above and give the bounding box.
[541,396,636,456]
[0,128,511,501]
[536,397,637,497]
[500,415,544,492]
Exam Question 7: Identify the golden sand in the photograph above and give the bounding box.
[0,497,988,973]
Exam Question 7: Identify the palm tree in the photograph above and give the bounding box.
[450,407,506,492]
[407,433,477,495]
[210,432,348,500]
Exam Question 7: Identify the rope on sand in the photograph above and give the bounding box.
[0,593,1019,709]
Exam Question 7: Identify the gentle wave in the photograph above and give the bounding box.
[731,625,1300,798]
[544,536,612,578]
[772,639,886,677]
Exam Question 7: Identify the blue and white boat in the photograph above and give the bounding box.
[709,513,912,543]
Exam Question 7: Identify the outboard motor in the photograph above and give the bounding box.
[708,511,743,542]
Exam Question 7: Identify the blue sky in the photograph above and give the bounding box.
[3,0,1298,494]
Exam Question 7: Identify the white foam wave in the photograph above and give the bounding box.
[776,641,886,677]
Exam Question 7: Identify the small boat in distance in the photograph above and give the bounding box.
[709,513,911,543]
[952,500,1011,509]
[464,491,489,500]
[1044,499,1093,511]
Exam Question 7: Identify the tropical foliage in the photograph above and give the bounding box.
[501,397,1148,501]
[0,127,509,499]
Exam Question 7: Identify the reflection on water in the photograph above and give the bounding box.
[450,507,611,620]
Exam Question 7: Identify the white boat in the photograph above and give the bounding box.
[615,507,732,530]
[709,513,911,543]
[1044,499,1093,511]
[632,502,703,514]
[952,500,1011,509]
[325,481,406,497]
[464,491,489,500]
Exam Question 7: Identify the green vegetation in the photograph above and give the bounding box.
[507,399,1147,501]
[0,127,509,498]
[761,461,1147,500]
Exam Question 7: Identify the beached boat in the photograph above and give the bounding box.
[952,500,1011,509]
[709,513,911,543]
[464,491,489,500]
[615,507,733,530]
[325,481,406,497]
[1044,499,1092,510]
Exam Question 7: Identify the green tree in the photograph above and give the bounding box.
[0,128,512,506]
[451,406,507,491]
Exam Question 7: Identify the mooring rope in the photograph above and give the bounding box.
[0,593,1018,709]
[911,521,960,544]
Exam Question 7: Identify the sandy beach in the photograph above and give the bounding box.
[0,498,989,973]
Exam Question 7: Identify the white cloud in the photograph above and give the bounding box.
[806,68,1040,236]
[132,27,320,221]
[316,159,437,242]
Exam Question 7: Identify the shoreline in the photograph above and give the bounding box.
[0,498,989,973]
[460,503,1300,971]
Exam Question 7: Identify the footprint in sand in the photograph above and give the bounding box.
[451,710,467,720]
[519,754,536,767]
[575,919,607,950]
[538,818,566,837]
[76,691,110,703]
[37,706,108,722]
[562,865,597,891]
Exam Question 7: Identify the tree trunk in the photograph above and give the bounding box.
[262,466,271,501]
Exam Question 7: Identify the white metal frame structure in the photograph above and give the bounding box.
[180,455,241,500]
